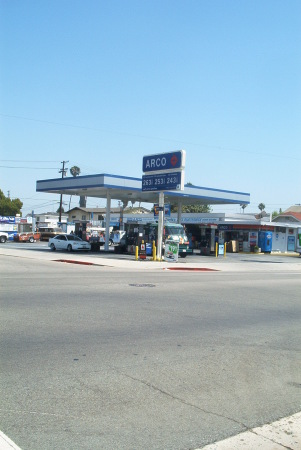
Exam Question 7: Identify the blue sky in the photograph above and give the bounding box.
[1,0,300,215]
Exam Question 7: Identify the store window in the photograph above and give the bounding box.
[82,215,86,220]
[243,232,249,242]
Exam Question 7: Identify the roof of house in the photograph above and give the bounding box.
[273,211,301,223]
[283,205,301,213]
[68,207,117,214]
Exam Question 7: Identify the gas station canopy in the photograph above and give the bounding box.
[36,173,250,207]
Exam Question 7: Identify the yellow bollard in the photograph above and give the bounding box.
[215,242,218,257]
[152,241,156,261]
[224,243,227,257]
[135,245,139,260]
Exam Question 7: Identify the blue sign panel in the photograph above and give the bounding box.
[153,203,171,217]
[142,171,183,191]
[143,151,185,173]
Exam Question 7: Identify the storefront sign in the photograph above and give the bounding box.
[218,225,233,230]
[0,216,17,223]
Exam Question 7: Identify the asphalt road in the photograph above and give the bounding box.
[0,247,300,450]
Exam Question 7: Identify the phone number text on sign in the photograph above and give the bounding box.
[142,171,183,191]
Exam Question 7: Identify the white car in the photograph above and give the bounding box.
[0,232,9,243]
[48,234,91,252]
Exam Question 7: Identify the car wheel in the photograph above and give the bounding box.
[109,239,113,246]
[0,236,7,243]
[50,243,56,251]
[67,244,72,252]
[29,237,34,243]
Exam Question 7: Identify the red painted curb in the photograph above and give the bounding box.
[164,267,219,271]
[55,259,95,266]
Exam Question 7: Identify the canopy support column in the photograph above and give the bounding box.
[156,191,164,261]
[177,200,183,224]
[105,192,111,251]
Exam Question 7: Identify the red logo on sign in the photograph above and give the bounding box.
[171,155,178,166]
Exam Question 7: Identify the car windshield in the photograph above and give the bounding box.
[165,225,185,236]
[67,235,82,241]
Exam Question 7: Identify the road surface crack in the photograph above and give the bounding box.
[118,371,249,430]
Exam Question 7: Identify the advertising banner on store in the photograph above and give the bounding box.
[165,241,179,262]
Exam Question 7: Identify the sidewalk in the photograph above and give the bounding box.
[199,411,301,449]
[1,246,300,273]
[0,431,22,450]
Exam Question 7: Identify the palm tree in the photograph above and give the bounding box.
[240,204,247,213]
[70,166,81,177]
[69,166,81,209]
[258,202,265,212]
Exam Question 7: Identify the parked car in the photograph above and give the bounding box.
[48,234,91,252]
[39,227,63,241]
[87,230,106,246]
[14,232,41,243]
[0,232,9,243]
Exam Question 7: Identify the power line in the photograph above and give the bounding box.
[1,112,300,161]
[26,201,60,209]
[0,166,59,169]
[0,159,60,163]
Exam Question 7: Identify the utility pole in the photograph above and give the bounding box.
[59,160,68,223]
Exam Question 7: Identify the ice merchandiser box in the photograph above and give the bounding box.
[258,231,272,253]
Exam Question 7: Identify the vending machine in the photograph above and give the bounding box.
[296,228,301,255]
[258,231,273,253]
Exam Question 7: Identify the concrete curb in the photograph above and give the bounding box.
[198,412,301,450]
[0,431,22,450]
[1,247,301,273]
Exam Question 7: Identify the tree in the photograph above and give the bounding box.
[272,208,283,220]
[69,166,81,209]
[70,166,81,177]
[170,181,212,213]
[272,210,279,219]
[0,190,23,215]
[258,203,265,212]
[171,204,212,213]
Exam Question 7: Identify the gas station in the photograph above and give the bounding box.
[36,151,250,255]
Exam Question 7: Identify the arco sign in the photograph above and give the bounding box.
[142,150,186,173]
